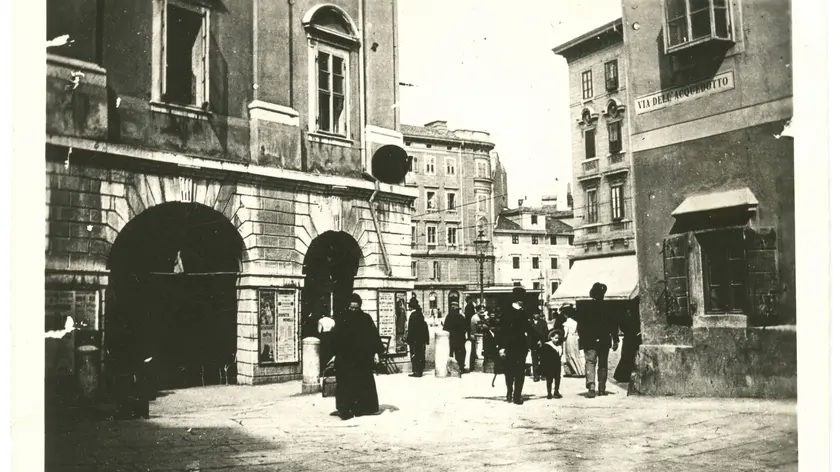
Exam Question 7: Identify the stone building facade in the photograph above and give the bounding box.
[493,206,574,304]
[45,0,414,393]
[402,121,497,319]
[551,19,639,307]
[623,0,795,397]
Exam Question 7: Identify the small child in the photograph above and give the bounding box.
[539,328,565,399]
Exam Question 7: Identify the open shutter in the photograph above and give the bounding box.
[658,233,691,325]
[744,227,780,325]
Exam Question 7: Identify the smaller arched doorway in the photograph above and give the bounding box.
[301,231,363,337]
[106,202,244,390]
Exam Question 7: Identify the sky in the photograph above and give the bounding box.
[397,0,621,209]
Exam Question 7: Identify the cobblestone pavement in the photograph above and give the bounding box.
[46,373,798,472]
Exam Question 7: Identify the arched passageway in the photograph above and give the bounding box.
[301,231,363,338]
[106,202,244,391]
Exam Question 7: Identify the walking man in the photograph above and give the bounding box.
[497,287,533,404]
[405,305,429,377]
[577,283,619,398]
[443,303,468,373]
[529,310,549,381]
[331,293,385,420]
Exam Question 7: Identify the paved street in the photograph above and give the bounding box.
[46,373,797,472]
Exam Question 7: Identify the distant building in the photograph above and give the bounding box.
[623,0,795,397]
[493,204,575,305]
[551,19,639,311]
[491,151,509,218]
[402,121,497,317]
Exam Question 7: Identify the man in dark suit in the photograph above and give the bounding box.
[405,306,429,377]
[577,283,619,398]
[496,287,533,404]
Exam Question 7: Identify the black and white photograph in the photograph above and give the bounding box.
[5,0,834,470]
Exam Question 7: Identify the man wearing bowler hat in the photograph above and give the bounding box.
[577,282,619,398]
[496,286,533,404]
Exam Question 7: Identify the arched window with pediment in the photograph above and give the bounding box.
[303,5,360,138]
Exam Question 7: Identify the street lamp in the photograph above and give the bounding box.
[474,229,490,308]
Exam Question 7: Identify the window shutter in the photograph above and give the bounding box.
[658,233,691,325]
[744,226,780,325]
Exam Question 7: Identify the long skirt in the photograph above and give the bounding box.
[335,364,380,416]
[564,332,585,377]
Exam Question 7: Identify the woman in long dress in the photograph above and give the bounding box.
[559,305,585,377]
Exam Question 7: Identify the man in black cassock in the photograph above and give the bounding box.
[405,305,429,377]
[497,286,533,405]
[331,293,384,420]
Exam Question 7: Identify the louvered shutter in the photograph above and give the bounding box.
[659,233,691,325]
[744,227,780,325]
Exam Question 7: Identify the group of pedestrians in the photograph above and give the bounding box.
[323,283,640,419]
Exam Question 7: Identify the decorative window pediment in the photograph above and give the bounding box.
[577,107,600,127]
[303,5,360,49]
[604,99,627,119]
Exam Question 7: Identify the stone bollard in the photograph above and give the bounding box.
[301,337,321,394]
[75,345,100,401]
[434,331,450,378]
[473,334,484,372]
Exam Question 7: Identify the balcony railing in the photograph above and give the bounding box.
[610,220,631,231]
[582,158,599,174]
[608,153,625,165]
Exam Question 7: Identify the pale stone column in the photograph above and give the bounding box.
[473,334,485,372]
[434,331,450,378]
[301,337,321,394]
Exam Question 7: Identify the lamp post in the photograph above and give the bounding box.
[474,230,490,307]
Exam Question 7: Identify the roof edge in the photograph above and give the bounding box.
[552,18,623,57]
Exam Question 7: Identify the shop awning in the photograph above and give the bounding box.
[549,255,638,305]
[671,187,758,216]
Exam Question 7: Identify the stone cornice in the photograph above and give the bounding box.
[46,135,417,202]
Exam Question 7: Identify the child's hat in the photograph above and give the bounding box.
[547,328,564,339]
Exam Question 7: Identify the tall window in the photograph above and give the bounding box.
[477,193,488,213]
[551,257,558,269]
[533,282,541,291]
[432,261,440,280]
[154,0,210,107]
[664,0,732,51]
[446,158,456,175]
[411,224,416,245]
[447,227,457,246]
[425,157,436,174]
[551,281,560,294]
[532,235,539,245]
[426,225,438,246]
[316,50,347,134]
[408,156,417,172]
[475,161,489,178]
[512,256,520,269]
[586,189,599,223]
[532,257,540,269]
[512,235,519,244]
[581,70,593,100]
[605,60,619,91]
[426,191,437,210]
[584,129,596,159]
[447,192,457,211]
[550,235,557,245]
[700,230,746,312]
[608,121,623,154]
[531,215,538,225]
[411,261,417,277]
[611,184,625,221]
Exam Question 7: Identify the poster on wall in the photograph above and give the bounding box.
[377,291,396,354]
[258,288,300,365]
[258,291,276,364]
[395,292,408,353]
[274,290,299,363]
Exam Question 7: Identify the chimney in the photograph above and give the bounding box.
[517,198,524,208]
[424,120,448,132]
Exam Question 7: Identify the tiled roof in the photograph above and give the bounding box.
[495,216,522,231]
[500,207,574,218]
[546,217,574,234]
